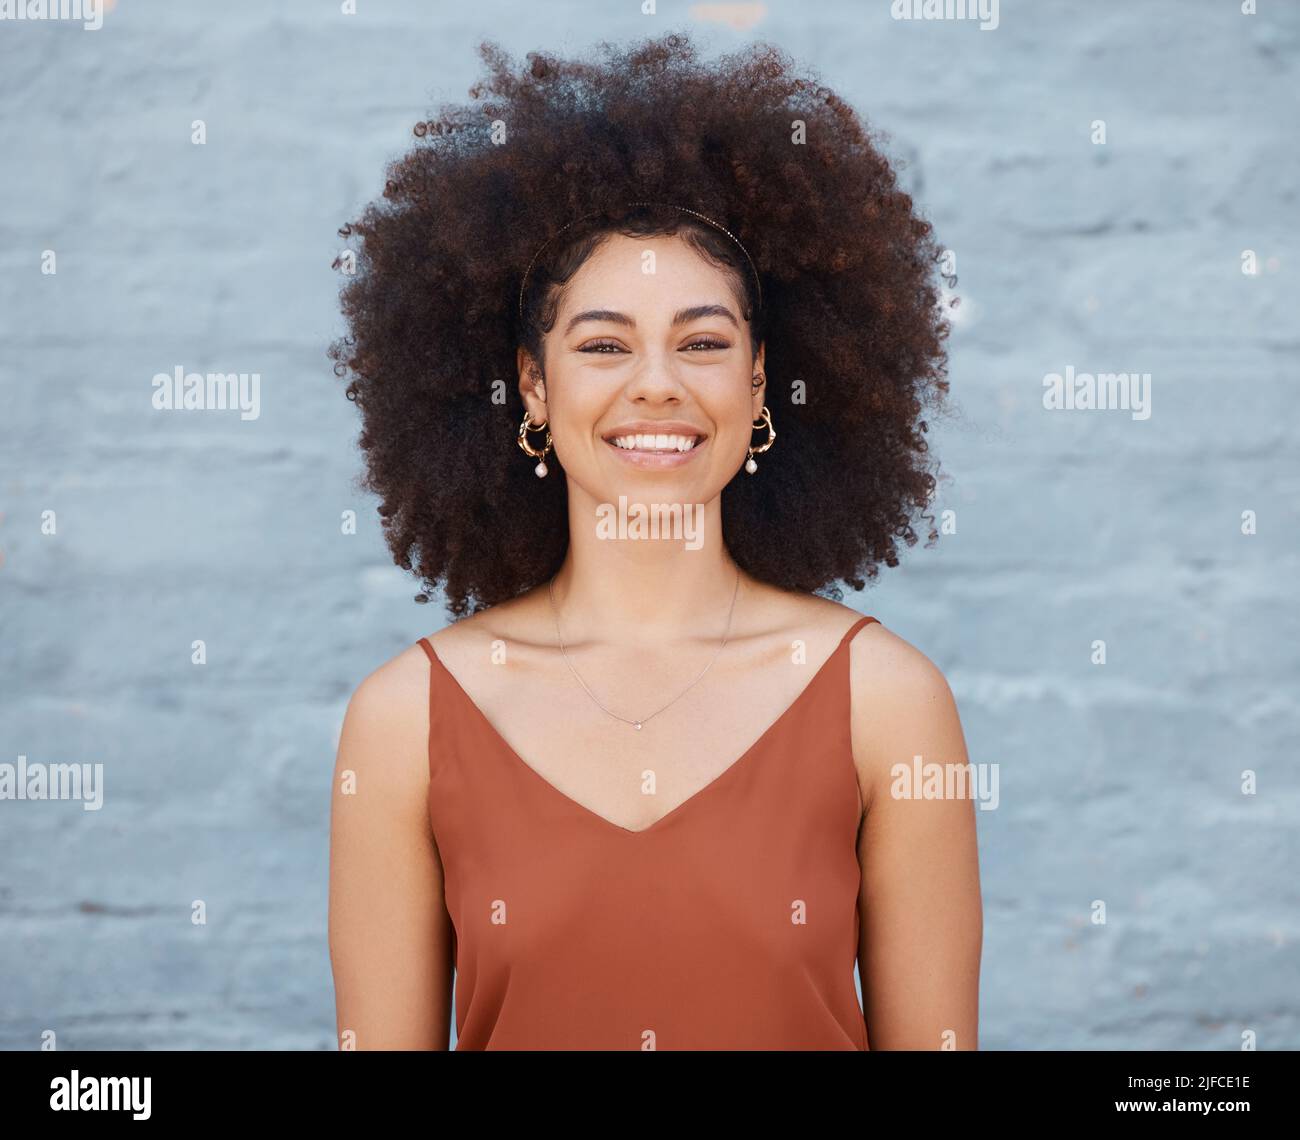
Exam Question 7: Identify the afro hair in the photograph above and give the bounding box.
[330,31,954,617]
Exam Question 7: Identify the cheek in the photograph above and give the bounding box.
[542,386,615,467]
[701,392,755,446]
[544,379,604,430]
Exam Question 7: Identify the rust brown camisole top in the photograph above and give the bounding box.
[415,613,881,1050]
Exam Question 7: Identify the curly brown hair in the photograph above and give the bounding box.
[330,31,953,618]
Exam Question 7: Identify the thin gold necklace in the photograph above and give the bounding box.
[547,568,742,730]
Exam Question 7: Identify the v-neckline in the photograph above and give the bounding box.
[421,615,873,839]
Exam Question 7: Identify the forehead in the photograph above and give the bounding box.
[560,231,744,309]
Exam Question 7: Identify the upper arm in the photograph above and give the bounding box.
[850,625,983,1049]
[327,645,454,1049]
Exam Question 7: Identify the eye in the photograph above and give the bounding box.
[576,336,730,354]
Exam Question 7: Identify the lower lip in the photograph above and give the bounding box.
[604,437,707,469]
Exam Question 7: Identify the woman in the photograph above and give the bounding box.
[327,32,981,1050]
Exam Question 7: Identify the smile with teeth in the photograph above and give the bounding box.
[607,433,703,453]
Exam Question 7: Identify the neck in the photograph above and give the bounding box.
[549,483,745,645]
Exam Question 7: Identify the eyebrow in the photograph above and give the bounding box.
[563,303,739,336]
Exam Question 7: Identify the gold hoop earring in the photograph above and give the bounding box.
[745,405,775,474]
[517,409,553,478]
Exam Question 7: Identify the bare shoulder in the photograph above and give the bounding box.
[424,590,548,663]
[751,587,886,655]
[848,616,951,700]
[780,593,957,736]
[335,638,436,791]
[346,639,431,729]
[844,617,967,811]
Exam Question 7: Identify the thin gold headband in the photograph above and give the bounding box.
[516,200,763,324]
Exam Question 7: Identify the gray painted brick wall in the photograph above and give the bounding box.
[1,0,1296,1049]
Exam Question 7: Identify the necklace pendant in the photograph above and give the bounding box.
[633,721,642,730]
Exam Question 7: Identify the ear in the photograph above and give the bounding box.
[517,346,547,422]
[750,342,766,419]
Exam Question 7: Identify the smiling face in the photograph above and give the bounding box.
[518,231,765,506]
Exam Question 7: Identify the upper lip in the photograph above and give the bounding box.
[601,421,708,442]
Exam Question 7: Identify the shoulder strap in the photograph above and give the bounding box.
[415,638,443,782]
[838,614,880,649]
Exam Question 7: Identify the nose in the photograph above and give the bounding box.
[622,348,687,404]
